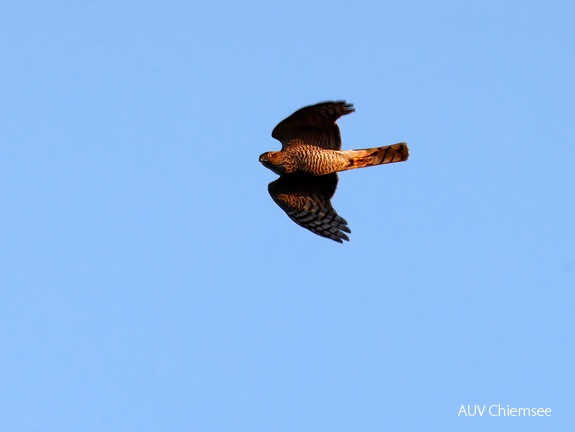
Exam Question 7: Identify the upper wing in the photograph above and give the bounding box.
[271,101,355,151]
[268,172,351,243]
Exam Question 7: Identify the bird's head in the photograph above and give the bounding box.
[259,151,286,175]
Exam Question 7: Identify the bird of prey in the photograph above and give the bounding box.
[259,101,408,243]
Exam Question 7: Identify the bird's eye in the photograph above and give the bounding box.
[268,152,274,159]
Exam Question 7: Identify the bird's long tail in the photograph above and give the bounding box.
[340,142,409,171]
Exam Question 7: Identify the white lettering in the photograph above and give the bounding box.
[482,404,552,417]
[458,405,486,416]
[517,408,530,416]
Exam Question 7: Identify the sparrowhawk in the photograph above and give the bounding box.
[260,101,408,243]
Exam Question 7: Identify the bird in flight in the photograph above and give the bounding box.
[260,101,408,243]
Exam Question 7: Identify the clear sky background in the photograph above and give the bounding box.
[1,1,574,431]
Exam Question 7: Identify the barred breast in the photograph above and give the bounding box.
[288,145,350,176]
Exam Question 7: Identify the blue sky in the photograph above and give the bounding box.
[1,1,574,431]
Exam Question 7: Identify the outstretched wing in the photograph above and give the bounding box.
[268,172,351,243]
[271,101,354,151]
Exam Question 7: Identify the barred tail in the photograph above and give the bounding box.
[341,142,409,171]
